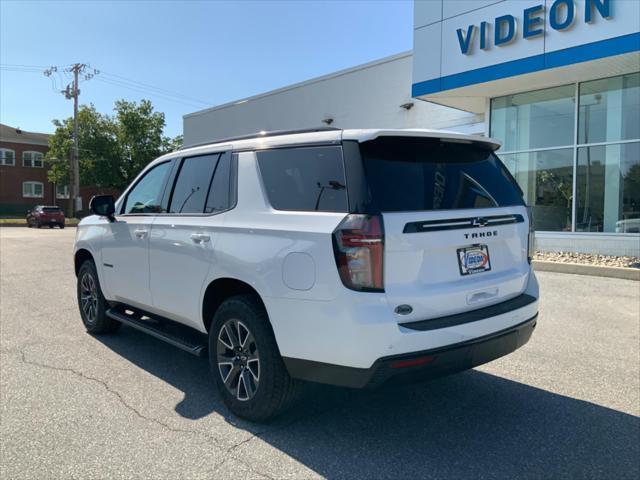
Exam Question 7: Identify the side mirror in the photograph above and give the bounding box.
[89,195,116,222]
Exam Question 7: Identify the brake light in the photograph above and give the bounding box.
[332,214,384,292]
[390,356,435,369]
[527,206,535,264]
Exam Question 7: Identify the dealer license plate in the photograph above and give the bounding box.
[457,245,491,276]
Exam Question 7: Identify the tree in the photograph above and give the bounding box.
[46,99,180,192]
[112,99,168,188]
[46,104,116,189]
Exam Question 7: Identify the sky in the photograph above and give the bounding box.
[0,0,413,138]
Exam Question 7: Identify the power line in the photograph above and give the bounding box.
[1,63,72,69]
[1,63,212,108]
[0,66,43,72]
[94,76,209,108]
[99,70,212,106]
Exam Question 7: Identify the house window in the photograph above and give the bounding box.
[23,151,44,168]
[0,148,15,166]
[56,185,70,199]
[23,181,44,198]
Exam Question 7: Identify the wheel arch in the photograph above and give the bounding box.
[202,278,269,333]
[74,248,94,277]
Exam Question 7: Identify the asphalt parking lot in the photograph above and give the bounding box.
[1,227,638,480]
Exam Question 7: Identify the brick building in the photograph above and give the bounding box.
[0,123,62,216]
[0,123,122,217]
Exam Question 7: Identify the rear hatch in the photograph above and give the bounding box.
[40,207,64,221]
[358,136,531,322]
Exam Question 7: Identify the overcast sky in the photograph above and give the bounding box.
[1,0,413,138]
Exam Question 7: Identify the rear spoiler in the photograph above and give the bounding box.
[343,129,502,151]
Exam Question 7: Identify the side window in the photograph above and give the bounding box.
[169,154,219,214]
[205,152,233,213]
[123,161,172,214]
[257,146,348,212]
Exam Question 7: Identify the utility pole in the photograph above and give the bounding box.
[45,63,98,216]
[70,64,81,217]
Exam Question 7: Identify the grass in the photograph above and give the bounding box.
[0,218,80,225]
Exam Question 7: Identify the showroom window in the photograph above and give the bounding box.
[490,84,575,152]
[500,149,574,232]
[491,72,640,233]
[23,181,44,198]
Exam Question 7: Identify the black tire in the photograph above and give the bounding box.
[48,225,53,229]
[60,224,65,229]
[209,294,301,422]
[77,260,121,334]
[35,222,41,228]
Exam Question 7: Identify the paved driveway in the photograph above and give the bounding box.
[1,227,638,479]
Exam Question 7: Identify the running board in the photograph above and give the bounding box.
[106,308,208,357]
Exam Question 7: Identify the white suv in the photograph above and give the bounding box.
[74,128,539,421]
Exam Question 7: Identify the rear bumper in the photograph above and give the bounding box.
[284,314,537,388]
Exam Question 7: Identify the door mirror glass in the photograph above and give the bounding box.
[90,195,116,220]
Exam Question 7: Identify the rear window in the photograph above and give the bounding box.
[257,146,348,212]
[42,207,61,213]
[359,137,524,212]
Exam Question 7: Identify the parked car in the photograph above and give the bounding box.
[27,205,65,229]
[73,128,539,421]
[615,218,640,233]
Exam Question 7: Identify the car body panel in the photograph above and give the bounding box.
[74,128,538,374]
[100,216,155,308]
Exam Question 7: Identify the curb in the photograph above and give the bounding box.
[533,260,640,281]
[0,224,78,228]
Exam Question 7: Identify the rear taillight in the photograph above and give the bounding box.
[332,214,384,292]
[527,206,535,264]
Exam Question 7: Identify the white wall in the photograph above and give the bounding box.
[413,0,640,90]
[183,53,482,147]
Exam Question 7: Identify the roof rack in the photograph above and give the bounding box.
[180,127,342,150]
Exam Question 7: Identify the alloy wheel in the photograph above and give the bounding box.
[80,272,98,325]
[217,319,260,401]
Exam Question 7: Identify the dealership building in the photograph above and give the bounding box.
[184,0,639,256]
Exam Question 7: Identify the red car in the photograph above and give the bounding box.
[26,205,65,229]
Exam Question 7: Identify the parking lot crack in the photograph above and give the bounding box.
[16,348,226,450]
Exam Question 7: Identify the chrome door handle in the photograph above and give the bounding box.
[190,233,210,244]
[134,229,147,238]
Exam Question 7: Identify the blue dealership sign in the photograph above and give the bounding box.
[456,0,612,55]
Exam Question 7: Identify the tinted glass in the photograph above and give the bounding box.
[501,148,573,231]
[169,154,219,214]
[257,146,348,212]
[359,137,524,213]
[42,207,61,212]
[578,73,640,145]
[205,152,233,213]
[576,142,640,233]
[491,84,575,151]
[123,161,172,214]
